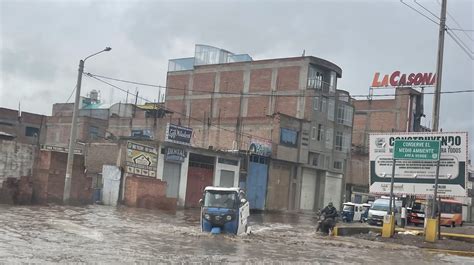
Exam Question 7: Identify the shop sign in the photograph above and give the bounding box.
[249,138,272,157]
[165,123,193,145]
[126,141,157,178]
[165,147,186,163]
[371,71,436,87]
[40,144,83,155]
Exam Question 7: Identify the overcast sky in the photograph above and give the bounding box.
[1,0,473,154]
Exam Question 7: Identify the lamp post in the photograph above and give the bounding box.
[63,47,112,203]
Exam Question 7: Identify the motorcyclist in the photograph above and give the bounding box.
[318,202,338,234]
[321,202,338,220]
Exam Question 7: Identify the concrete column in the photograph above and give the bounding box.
[212,72,221,118]
[242,69,250,117]
[297,62,309,119]
[268,68,278,115]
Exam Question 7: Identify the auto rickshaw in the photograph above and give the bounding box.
[199,186,250,235]
[341,202,364,222]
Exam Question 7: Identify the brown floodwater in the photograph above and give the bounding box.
[0,205,471,264]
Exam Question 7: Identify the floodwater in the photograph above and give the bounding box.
[0,205,471,264]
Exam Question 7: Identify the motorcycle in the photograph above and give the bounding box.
[316,212,337,234]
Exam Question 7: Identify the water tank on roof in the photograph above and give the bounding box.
[90,90,99,102]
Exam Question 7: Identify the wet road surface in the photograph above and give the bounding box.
[0,205,472,264]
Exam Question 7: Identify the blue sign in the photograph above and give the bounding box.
[165,147,186,163]
[165,123,193,145]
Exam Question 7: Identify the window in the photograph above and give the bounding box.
[337,104,354,126]
[308,67,323,90]
[335,131,343,151]
[311,126,317,140]
[280,128,298,147]
[339,93,349,102]
[327,99,335,121]
[25,126,40,137]
[329,72,337,93]
[325,128,333,149]
[89,126,99,140]
[313,96,319,110]
[317,124,323,141]
[345,107,353,126]
[453,204,462,214]
[343,132,351,152]
[337,104,345,124]
[334,161,343,169]
[310,152,322,167]
[321,97,327,112]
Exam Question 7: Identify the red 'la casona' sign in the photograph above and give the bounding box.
[371,71,436,87]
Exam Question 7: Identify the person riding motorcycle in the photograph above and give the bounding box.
[321,202,338,219]
[318,202,338,234]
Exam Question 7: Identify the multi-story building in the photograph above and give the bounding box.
[349,87,428,202]
[165,44,354,211]
[0,107,47,144]
[45,91,109,148]
[0,108,47,183]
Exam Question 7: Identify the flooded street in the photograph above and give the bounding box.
[0,205,471,264]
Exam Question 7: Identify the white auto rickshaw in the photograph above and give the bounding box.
[341,202,365,222]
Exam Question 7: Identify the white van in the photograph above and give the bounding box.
[367,198,402,226]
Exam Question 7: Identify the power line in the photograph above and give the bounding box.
[449,28,474,32]
[446,30,474,60]
[413,0,440,20]
[437,0,474,42]
[84,73,474,147]
[400,0,473,59]
[66,86,76,103]
[400,0,439,25]
[84,73,275,143]
[447,27,473,54]
[85,72,474,99]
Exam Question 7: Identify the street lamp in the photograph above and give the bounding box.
[63,47,112,203]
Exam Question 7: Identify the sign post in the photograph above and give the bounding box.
[393,139,441,242]
[382,157,397,238]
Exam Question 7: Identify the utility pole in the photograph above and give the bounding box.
[432,0,447,132]
[63,47,111,203]
[63,59,84,203]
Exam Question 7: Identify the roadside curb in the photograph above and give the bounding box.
[334,225,474,242]
[423,248,474,257]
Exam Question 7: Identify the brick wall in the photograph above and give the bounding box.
[32,151,92,204]
[46,116,108,146]
[348,153,369,187]
[124,175,177,211]
[249,68,272,92]
[0,140,36,184]
[85,143,121,174]
[0,176,33,204]
[349,87,419,187]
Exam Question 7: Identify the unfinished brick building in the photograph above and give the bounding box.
[165,45,354,211]
[349,87,428,202]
